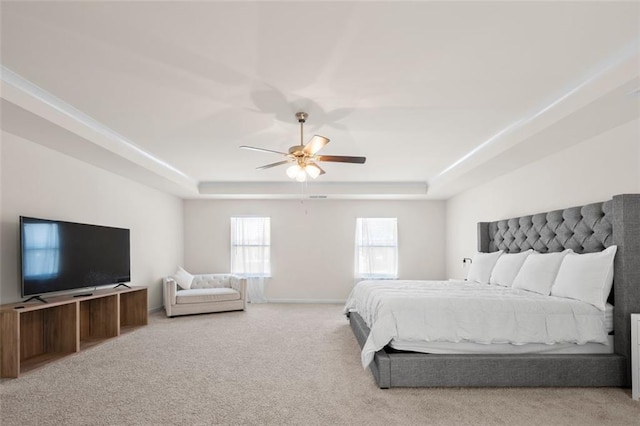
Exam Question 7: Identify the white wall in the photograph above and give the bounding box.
[0,132,184,309]
[0,135,3,301]
[184,199,446,302]
[445,119,640,279]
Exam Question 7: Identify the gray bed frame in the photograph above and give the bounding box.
[349,194,640,388]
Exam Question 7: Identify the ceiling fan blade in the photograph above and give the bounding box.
[316,155,366,164]
[302,135,330,155]
[256,160,292,170]
[240,145,288,155]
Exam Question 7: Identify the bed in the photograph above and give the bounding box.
[346,194,640,388]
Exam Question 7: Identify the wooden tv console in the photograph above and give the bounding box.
[0,286,147,378]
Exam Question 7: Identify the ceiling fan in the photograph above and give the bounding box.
[240,112,366,182]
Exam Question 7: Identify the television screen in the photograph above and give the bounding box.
[20,217,130,297]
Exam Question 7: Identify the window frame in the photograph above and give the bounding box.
[230,216,272,278]
[354,217,398,280]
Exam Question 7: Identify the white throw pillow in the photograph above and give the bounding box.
[174,267,194,290]
[489,250,533,287]
[512,250,572,295]
[466,251,503,284]
[551,245,617,311]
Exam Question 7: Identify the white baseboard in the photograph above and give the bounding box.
[265,298,346,304]
[150,300,345,311]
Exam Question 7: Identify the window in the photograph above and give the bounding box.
[355,218,398,279]
[230,217,271,277]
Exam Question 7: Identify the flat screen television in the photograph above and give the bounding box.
[20,216,130,298]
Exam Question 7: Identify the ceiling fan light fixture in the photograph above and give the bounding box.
[305,163,321,179]
[287,163,308,182]
[286,164,302,179]
[295,169,307,182]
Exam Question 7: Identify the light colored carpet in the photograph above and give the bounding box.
[1,304,639,425]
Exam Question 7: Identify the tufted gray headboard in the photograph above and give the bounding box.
[478,200,612,254]
[477,194,640,385]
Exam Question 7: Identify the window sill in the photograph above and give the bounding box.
[356,276,398,280]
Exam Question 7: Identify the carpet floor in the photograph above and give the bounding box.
[1,304,639,425]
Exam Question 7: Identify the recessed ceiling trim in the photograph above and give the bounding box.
[431,39,640,185]
[198,181,430,199]
[428,76,640,199]
[1,65,197,190]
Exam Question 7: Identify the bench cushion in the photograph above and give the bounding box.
[191,275,231,289]
[176,288,240,304]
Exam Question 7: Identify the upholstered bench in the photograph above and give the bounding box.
[163,273,247,317]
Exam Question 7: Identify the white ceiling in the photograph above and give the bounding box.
[1,1,639,199]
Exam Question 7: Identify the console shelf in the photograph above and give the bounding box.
[0,287,147,378]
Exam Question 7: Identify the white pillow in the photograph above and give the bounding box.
[466,251,503,284]
[173,267,194,290]
[512,250,572,295]
[551,246,617,311]
[489,250,533,287]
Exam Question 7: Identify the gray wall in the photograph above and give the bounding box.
[445,119,640,279]
[0,132,184,309]
[184,199,446,302]
[4,117,637,306]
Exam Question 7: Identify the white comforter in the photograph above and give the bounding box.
[344,280,608,367]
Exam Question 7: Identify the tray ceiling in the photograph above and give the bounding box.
[1,1,638,198]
